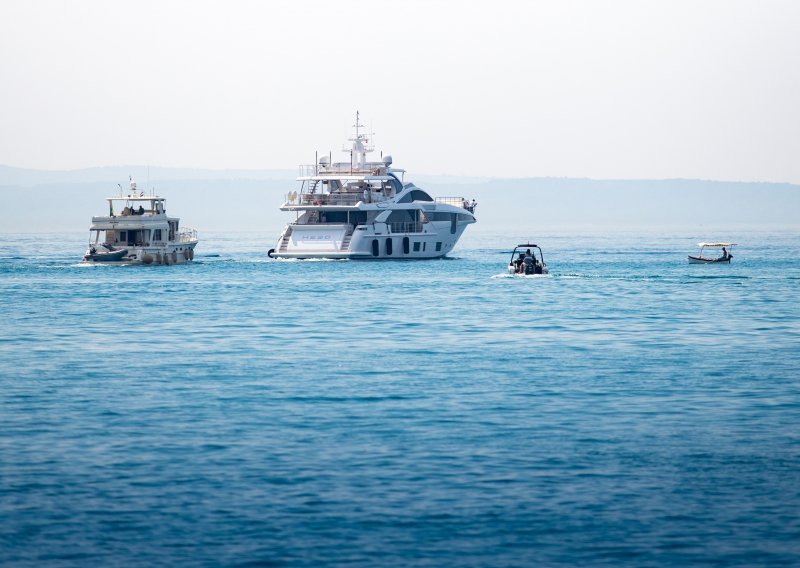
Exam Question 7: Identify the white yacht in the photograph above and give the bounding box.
[268,114,477,259]
[82,179,198,265]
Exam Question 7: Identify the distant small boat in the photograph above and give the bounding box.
[508,243,549,275]
[688,242,735,264]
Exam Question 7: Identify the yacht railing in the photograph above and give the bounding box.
[298,163,388,177]
[435,196,476,213]
[389,222,423,234]
[435,197,467,207]
[288,192,386,206]
[177,228,198,243]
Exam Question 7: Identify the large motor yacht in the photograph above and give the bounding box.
[82,179,198,265]
[268,114,476,259]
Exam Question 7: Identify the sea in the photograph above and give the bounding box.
[1,229,799,567]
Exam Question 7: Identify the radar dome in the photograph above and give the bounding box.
[319,156,330,166]
[382,155,393,166]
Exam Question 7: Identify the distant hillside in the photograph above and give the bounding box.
[0,165,797,233]
[423,177,800,231]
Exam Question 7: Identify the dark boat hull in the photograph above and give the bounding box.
[83,249,129,262]
[688,255,731,264]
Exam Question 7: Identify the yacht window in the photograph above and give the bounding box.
[413,242,420,252]
[386,210,416,223]
[397,189,434,203]
[350,211,368,226]
[389,175,404,194]
[119,231,127,242]
[322,211,348,223]
[436,242,442,252]
[422,242,426,252]
[153,229,162,241]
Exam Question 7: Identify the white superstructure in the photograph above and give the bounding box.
[268,113,477,259]
[82,179,198,265]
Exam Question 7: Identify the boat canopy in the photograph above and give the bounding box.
[698,242,736,247]
[107,196,166,203]
[90,221,170,230]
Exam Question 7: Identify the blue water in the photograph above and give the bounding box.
[1,230,799,566]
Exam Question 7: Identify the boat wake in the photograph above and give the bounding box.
[491,273,551,279]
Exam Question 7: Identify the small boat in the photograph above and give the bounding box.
[508,243,549,275]
[688,242,735,264]
[82,246,129,262]
[81,178,199,265]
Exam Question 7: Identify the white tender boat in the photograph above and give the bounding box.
[688,242,735,264]
[508,243,549,275]
[82,179,198,265]
[268,113,477,259]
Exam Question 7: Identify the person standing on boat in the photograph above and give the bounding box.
[523,249,534,274]
[470,199,477,213]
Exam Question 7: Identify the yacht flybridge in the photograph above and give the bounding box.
[268,114,477,259]
[82,179,198,265]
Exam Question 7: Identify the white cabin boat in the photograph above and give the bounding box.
[82,179,198,265]
[268,114,477,259]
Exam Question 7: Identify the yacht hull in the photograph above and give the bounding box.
[269,221,469,260]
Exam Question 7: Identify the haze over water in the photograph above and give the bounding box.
[2,230,799,565]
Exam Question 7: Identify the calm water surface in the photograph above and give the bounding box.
[1,230,799,566]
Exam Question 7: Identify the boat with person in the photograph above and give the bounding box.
[508,243,549,275]
[688,242,735,264]
[81,178,198,265]
[267,113,477,259]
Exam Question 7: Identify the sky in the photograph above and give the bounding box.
[1,0,799,183]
